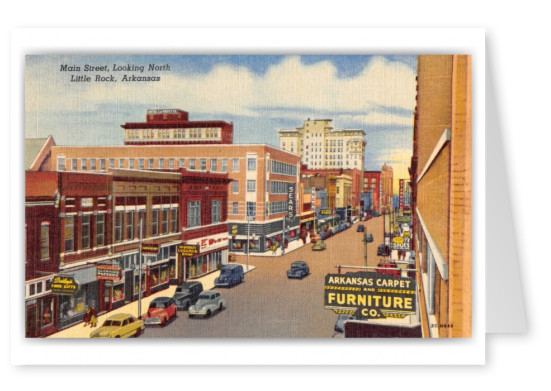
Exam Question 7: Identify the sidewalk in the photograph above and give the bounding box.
[48,263,255,338]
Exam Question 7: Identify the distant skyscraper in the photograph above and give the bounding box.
[380,163,394,211]
[279,118,365,170]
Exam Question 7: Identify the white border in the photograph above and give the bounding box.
[10,27,485,365]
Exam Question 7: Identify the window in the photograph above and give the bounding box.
[152,210,159,236]
[232,180,239,194]
[40,223,49,260]
[57,156,66,171]
[247,180,256,192]
[100,159,106,171]
[212,200,221,223]
[81,215,90,249]
[126,211,134,240]
[189,158,196,170]
[64,216,74,252]
[71,159,77,171]
[148,158,154,169]
[115,212,122,242]
[168,158,174,169]
[161,209,169,234]
[171,208,178,232]
[179,158,185,168]
[232,158,239,172]
[90,159,96,170]
[200,158,206,171]
[159,158,164,168]
[188,201,201,228]
[96,214,105,246]
[138,158,144,170]
[247,158,256,171]
[211,158,217,172]
[109,158,114,169]
[221,158,228,173]
[232,202,238,215]
[80,159,87,170]
[246,202,256,219]
[119,158,125,168]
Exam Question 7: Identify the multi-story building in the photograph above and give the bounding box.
[121,109,233,145]
[48,144,302,255]
[411,55,472,338]
[380,163,394,212]
[279,118,365,170]
[362,171,381,213]
[25,171,61,337]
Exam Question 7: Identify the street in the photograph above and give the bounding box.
[143,216,385,338]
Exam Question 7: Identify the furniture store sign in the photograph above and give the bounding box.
[324,272,416,320]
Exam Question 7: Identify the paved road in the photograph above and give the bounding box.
[143,216,385,338]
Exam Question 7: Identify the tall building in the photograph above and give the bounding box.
[380,164,394,212]
[279,118,365,170]
[412,55,471,338]
[121,109,233,145]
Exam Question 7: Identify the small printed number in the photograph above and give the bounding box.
[430,324,454,328]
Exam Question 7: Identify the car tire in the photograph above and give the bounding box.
[206,309,211,318]
[219,302,225,311]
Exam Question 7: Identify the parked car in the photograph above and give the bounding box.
[312,240,326,251]
[377,244,391,256]
[188,290,226,318]
[214,264,244,288]
[142,297,177,327]
[172,281,203,310]
[334,314,356,334]
[287,261,310,279]
[90,314,144,338]
[356,224,365,232]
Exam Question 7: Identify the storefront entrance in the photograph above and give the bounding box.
[25,305,37,338]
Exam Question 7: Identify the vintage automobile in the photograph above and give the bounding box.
[142,297,177,326]
[90,313,144,338]
[356,224,365,232]
[377,244,391,256]
[188,290,226,318]
[287,261,310,279]
[214,264,245,288]
[172,281,204,310]
[312,240,326,251]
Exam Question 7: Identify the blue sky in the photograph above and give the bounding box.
[25,54,417,182]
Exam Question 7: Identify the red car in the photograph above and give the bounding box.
[142,297,177,327]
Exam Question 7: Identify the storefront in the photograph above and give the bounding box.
[25,281,57,338]
[181,233,228,280]
[57,265,99,330]
[299,211,316,244]
[229,216,300,254]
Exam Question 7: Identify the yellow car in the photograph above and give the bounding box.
[90,313,145,338]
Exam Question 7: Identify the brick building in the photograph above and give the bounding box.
[362,171,381,213]
[412,55,472,338]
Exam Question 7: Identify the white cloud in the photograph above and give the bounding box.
[25,55,417,128]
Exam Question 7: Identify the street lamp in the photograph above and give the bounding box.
[363,232,373,267]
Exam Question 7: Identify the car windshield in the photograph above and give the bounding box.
[176,288,190,294]
[220,270,232,276]
[291,264,304,269]
[197,294,211,300]
[150,301,168,309]
[103,320,121,327]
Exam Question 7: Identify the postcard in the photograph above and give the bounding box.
[23,53,472,341]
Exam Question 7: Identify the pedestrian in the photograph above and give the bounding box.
[89,306,98,328]
[83,305,91,327]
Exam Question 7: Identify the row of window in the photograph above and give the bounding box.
[271,160,297,176]
[125,127,222,140]
[57,156,259,174]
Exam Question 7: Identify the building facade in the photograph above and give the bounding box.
[48,144,302,255]
[380,164,394,212]
[362,171,381,213]
[412,55,472,338]
[279,118,365,170]
[121,109,233,145]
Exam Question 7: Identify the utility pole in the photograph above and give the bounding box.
[138,216,143,319]
[281,215,286,255]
